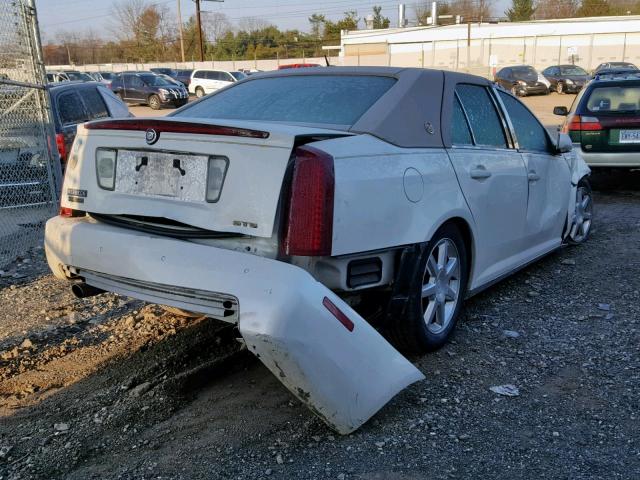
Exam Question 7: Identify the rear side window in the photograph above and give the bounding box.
[455,84,507,148]
[194,71,206,79]
[451,95,473,145]
[57,91,88,125]
[586,85,640,113]
[176,75,396,127]
[499,91,549,152]
[78,87,109,120]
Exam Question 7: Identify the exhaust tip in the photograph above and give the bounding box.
[71,282,105,299]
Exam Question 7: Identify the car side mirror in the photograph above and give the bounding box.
[556,133,573,153]
[553,106,568,116]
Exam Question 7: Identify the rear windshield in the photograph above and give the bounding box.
[174,75,396,126]
[587,85,640,113]
[560,66,587,76]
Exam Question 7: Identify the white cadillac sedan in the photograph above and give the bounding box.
[45,67,592,434]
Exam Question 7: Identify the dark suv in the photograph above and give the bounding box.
[495,65,549,96]
[110,72,188,109]
[555,71,640,168]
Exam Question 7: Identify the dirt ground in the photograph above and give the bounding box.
[1,92,639,480]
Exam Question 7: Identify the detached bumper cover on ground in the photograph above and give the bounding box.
[44,216,424,434]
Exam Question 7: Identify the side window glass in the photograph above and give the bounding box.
[456,84,507,148]
[79,88,109,120]
[212,71,223,81]
[194,71,204,79]
[499,91,550,152]
[57,92,89,125]
[223,73,234,82]
[451,95,473,145]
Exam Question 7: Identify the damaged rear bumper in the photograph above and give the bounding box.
[45,216,424,433]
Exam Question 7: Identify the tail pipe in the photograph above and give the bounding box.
[71,282,105,299]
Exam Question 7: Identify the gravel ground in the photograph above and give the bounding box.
[0,170,639,479]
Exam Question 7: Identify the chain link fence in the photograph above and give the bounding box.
[0,0,61,268]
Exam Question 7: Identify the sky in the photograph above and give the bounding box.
[35,0,511,42]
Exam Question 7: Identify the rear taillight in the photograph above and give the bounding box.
[56,133,67,163]
[59,206,85,218]
[563,115,602,133]
[282,145,334,257]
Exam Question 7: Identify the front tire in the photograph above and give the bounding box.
[389,224,469,353]
[567,178,593,245]
[148,94,161,110]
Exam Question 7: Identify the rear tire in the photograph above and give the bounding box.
[195,87,205,98]
[388,224,469,354]
[148,94,161,110]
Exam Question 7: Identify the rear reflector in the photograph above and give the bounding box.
[59,207,85,218]
[283,145,334,256]
[84,119,269,139]
[322,297,355,332]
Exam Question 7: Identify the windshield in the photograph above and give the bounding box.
[230,71,247,81]
[560,66,588,76]
[512,66,537,78]
[587,85,640,113]
[175,75,396,127]
[66,72,92,81]
[140,74,173,86]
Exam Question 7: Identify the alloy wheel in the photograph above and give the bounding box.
[570,186,593,243]
[421,238,461,335]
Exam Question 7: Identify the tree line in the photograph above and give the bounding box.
[42,0,638,66]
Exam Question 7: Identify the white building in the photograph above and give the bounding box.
[339,15,640,77]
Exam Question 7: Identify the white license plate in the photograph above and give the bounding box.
[619,129,640,143]
[115,150,209,201]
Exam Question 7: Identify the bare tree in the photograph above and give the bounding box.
[534,0,579,19]
[237,16,270,33]
[111,0,148,41]
[204,12,231,43]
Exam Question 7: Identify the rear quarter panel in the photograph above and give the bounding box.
[312,135,474,256]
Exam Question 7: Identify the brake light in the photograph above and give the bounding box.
[563,115,602,133]
[59,206,85,218]
[84,119,269,139]
[56,133,67,163]
[282,145,334,257]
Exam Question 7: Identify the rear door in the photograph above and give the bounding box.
[447,84,529,287]
[497,90,570,248]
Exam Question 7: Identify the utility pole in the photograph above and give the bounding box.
[177,0,185,62]
[194,0,224,63]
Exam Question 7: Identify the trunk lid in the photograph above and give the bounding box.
[63,118,347,238]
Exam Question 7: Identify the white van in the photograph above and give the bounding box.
[188,69,246,97]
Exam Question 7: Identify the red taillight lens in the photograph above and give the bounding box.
[59,207,85,218]
[84,119,269,139]
[55,133,67,163]
[563,115,602,133]
[283,145,334,257]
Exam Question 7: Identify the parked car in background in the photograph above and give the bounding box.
[150,67,176,77]
[173,69,193,87]
[555,70,640,168]
[88,72,117,86]
[188,69,246,97]
[46,70,94,83]
[591,62,638,77]
[494,65,549,96]
[49,81,131,168]
[542,65,590,94]
[110,72,188,109]
[46,67,590,435]
[158,73,185,87]
[277,63,321,69]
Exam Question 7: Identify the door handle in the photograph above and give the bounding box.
[470,167,492,179]
[528,171,540,182]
